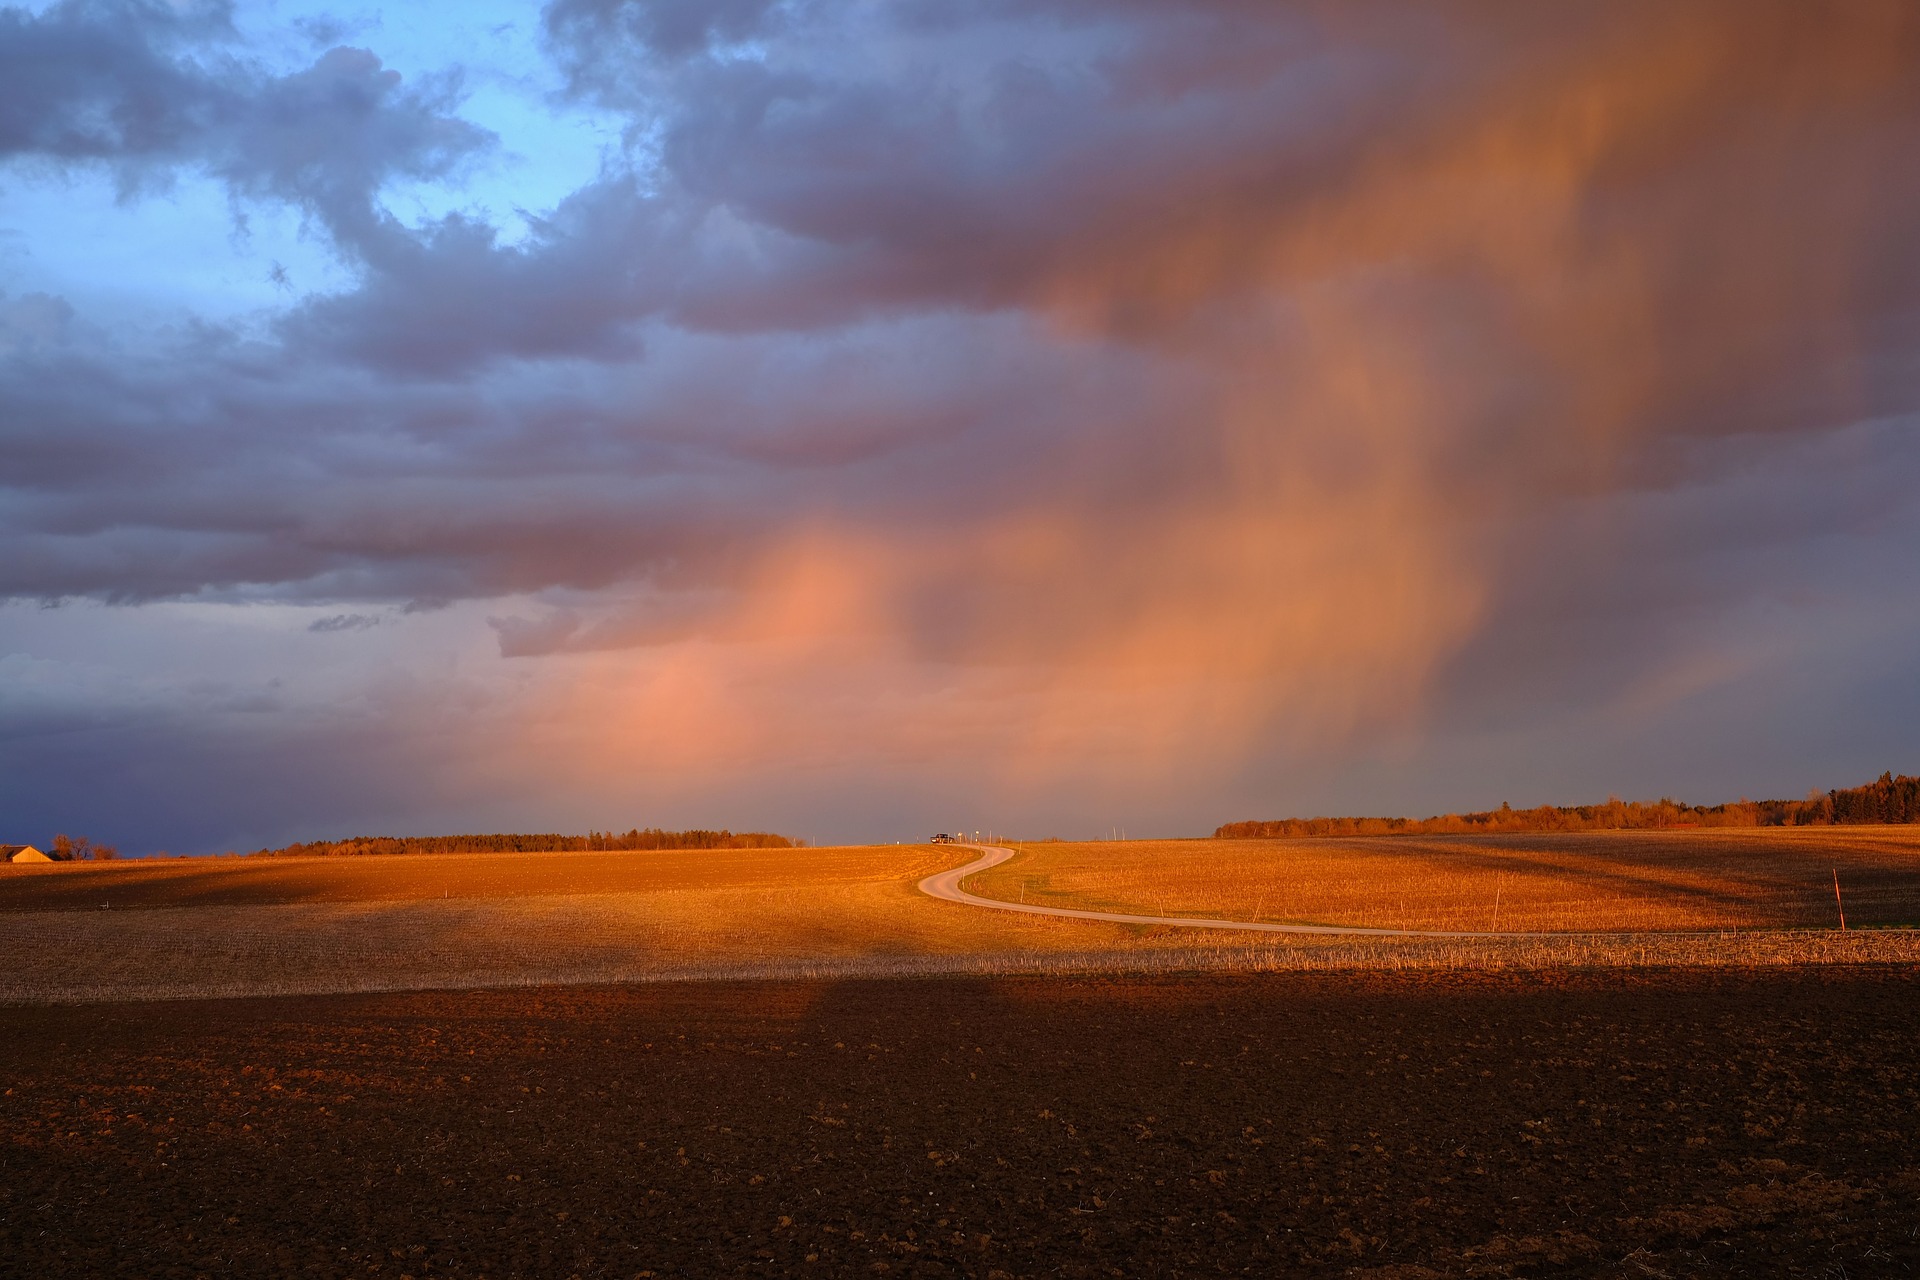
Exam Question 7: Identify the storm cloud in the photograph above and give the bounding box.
[2,0,1918,849]
[0,1,492,221]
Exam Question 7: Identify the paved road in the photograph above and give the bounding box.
[917,844,1534,938]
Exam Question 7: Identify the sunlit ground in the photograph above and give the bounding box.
[4,832,1920,1003]
[974,828,1920,932]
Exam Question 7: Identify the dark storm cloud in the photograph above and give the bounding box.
[213,44,493,250]
[308,612,380,632]
[0,0,492,233]
[0,0,235,166]
[270,0,1381,369]
[277,176,666,372]
[545,0,784,67]
[3,0,1920,796]
[0,299,1118,602]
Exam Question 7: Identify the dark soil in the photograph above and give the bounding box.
[3,968,1917,1278]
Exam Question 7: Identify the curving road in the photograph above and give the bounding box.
[917,844,1538,938]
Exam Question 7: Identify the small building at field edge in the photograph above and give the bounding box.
[2,844,52,863]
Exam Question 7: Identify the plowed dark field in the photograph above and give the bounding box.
[3,968,1917,1278]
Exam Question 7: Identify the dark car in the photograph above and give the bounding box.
[930,833,955,843]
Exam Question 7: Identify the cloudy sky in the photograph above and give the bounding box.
[3,0,1918,853]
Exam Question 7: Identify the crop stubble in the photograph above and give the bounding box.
[4,833,1920,1004]
[976,828,1920,932]
[0,846,1111,1003]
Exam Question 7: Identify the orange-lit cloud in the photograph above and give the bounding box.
[476,3,1920,802]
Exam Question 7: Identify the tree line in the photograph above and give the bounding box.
[1215,771,1920,839]
[28,834,121,861]
[251,828,802,857]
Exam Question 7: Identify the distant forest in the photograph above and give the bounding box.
[1216,771,1920,839]
[253,829,801,857]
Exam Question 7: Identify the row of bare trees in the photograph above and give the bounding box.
[252,828,801,857]
[46,834,118,860]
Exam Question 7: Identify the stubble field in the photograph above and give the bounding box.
[0,845,1102,1003]
[974,828,1920,933]
[0,844,957,911]
[5,832,1920,1004]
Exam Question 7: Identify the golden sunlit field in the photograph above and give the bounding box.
[0,845,1102,1003]
[5,831,1920,1004]
[0,844,953,911]
[978,828,1920,932]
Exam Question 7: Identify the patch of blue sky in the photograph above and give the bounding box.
[397,75,630,242]
[0,1,629,331]
[0,167,352,332]
[239,0,633,243]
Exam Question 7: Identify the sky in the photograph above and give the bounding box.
[3,0,1919,853]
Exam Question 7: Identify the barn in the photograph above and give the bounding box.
[2,844,52,863]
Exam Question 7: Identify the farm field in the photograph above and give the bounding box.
[3,967,1917,1278]
[0,845,1137,1003]
[6,834,1920,1004]
[974,828,1920,933]
[0,844,953,911]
